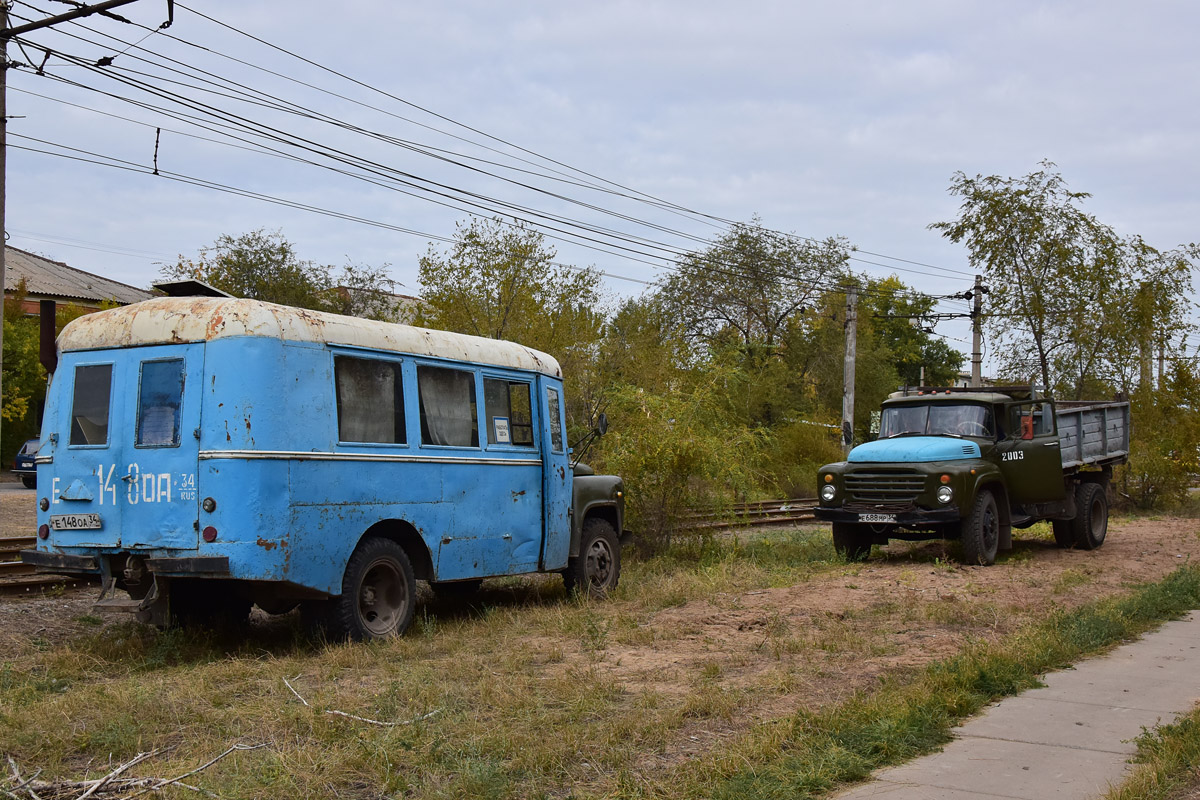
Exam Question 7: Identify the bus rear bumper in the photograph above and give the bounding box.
[21,550,230,577]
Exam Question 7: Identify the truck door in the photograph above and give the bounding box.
[540,383,571,571]
[996,401,1066,504]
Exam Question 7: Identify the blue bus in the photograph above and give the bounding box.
[22,297,626,639]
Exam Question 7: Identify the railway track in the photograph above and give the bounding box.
[0,500,818,595]
[0,536,94,595]
[684,497,818,531]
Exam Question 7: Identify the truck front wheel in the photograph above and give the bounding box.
[563,518,621,598]
[1071,483,1108,550]
[831,523,871,562]
[961,490,1000,566]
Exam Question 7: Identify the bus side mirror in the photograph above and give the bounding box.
[596,413,609,436]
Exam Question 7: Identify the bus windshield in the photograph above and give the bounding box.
[879,403,993,439]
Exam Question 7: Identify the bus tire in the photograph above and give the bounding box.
[961,489,1000,566]
[327,537,416,640]
[831,523,871,561]
[1071,482,1108,550]
[563,518,620,598]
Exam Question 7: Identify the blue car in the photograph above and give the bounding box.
[12,438,37,489]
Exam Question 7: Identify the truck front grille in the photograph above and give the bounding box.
[845,470,926,504]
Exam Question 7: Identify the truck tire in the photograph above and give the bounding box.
[563,517,620,598]
[961,489,1000,566]
[323,537,416,640]
[831,523,871,562]
[1071,482,1108,550]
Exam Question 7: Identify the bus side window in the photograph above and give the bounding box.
[547,388,563,453]
[484,378,535,447]
[137,359,184,447]
[70,364,113,446]
[335,356,406,444]
[417,365,479,447]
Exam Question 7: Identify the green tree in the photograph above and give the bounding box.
[416,217,606,436]
[931,162,1195,398]
[658,220,849,354]
[164,229,334,310]
[864,276,966,387]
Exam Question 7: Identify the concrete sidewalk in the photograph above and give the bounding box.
[835,611,1200,799]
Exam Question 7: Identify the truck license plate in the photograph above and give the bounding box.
[858,513,896,524]
[49,513,102,531]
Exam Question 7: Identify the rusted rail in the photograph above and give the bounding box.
[0,536,94,595]
[684,498,818,531]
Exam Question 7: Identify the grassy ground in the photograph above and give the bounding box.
[2,521,1200,798]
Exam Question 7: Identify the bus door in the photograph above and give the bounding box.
[51,344,202,550]
[540,383,571,571]
[116,345,204,550]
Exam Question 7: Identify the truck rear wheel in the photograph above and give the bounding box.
[1071,482,1108,550]
[563,518,620,598]
[831,523,871,562]
[961,489,1000,566]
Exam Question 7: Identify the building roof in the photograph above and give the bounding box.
[4,245,154,305]
[58,297,563,378]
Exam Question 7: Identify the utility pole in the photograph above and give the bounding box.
[0,0,150,445]
[970,274,984,387]
[841,284,857,455]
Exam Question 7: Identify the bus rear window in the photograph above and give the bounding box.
[137,359,185,447]
[484,379,535,447]
[70,364,112,446]
[418,366,478,447]
[335,356,406,444]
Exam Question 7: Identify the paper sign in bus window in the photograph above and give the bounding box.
[493,417,511,444]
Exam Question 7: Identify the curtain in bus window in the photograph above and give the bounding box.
[137,359,184,447]
[70,364,112,446]
[336,357,405,443]
[418,366,478,447]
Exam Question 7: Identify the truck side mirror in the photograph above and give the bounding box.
[596,413,609,436]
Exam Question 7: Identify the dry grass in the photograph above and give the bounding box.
[2,518,1200,798]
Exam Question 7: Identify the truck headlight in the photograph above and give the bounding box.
[936,486,954,504]
[820,484,836,502]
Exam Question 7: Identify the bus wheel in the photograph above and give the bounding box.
[563,518,620,598]
[1071,483,1108,550]
[329,537,416,640]
[831,523,871,561]
[961,490,1000,566]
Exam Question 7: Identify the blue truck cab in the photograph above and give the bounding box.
[22,298,625,638]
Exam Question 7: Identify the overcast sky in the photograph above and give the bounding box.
[5,1,1199,357]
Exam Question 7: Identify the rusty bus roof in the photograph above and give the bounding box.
[57,297,562,378]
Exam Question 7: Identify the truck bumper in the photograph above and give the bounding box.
[813,507,961,526]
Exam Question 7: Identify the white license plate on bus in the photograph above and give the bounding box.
[49,513,102,531]
[858,513,896,524]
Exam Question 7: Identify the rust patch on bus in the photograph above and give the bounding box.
[256,537,278,551]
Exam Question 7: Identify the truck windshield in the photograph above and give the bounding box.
[880,403,993,438]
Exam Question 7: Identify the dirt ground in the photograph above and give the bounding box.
[4,487,1200,769]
